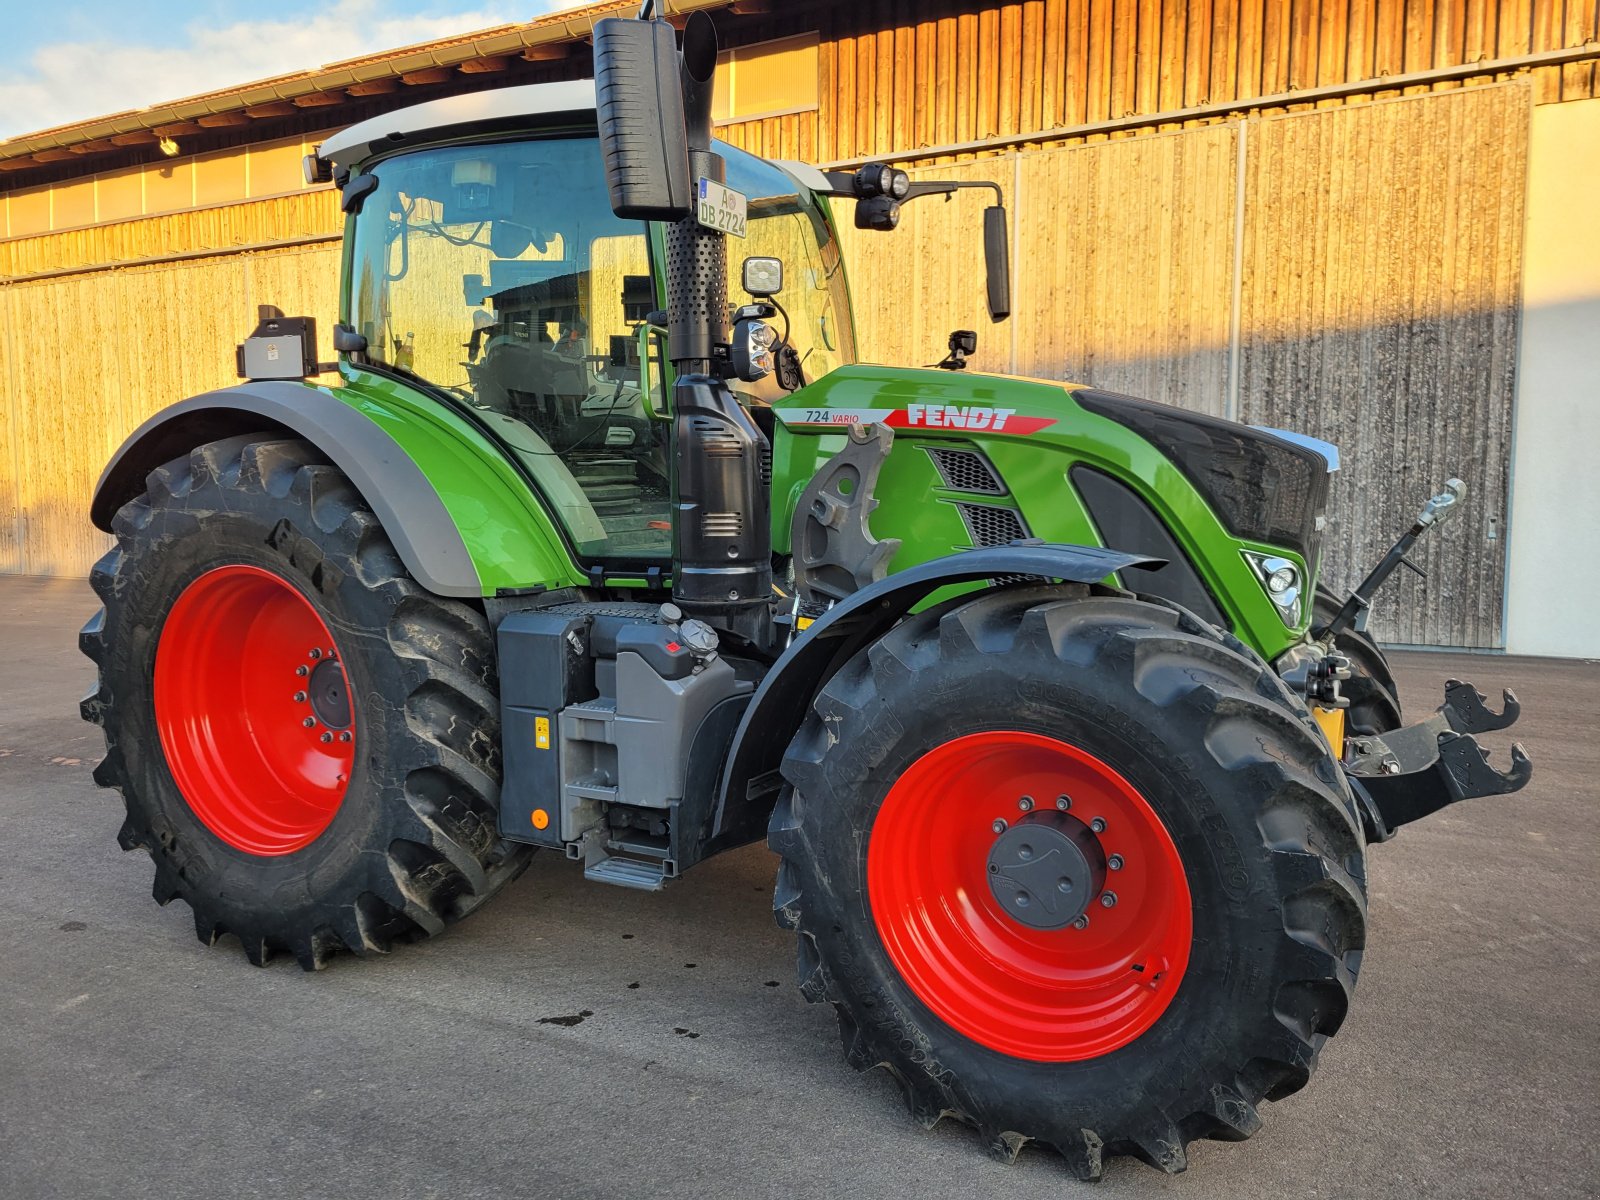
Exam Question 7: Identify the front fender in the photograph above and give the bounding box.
[704,543,1159,856]
[92,380,582,598]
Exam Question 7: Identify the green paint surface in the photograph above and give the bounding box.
[331,369,584,594]
[771,365,1314,660]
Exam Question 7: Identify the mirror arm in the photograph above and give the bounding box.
[814,175,1005,207]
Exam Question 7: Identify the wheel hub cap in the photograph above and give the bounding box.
[308,656,352,729]
[986,814,1106,931]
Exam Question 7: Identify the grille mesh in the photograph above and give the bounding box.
[702,511,743,538]
[927,447,1005,495]
[957,503,1029,547]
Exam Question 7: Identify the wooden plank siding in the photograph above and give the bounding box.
[0,240,341,575]
[1237,83,1529,648]
[801,0,1594,165]
[841,83,1529,647]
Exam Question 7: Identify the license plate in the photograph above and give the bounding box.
[696,177,747,238]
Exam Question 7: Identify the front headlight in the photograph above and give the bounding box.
[1243,551,1302,627]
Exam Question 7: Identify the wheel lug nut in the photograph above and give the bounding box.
[302,716,316,728]
[1108,854,1124,871]
[991,818,1008,834]
[308,648,322,660]
[1101,891,1118,908]
[294,691,308,703]
[1018,796,1034,812]
[339,731,352,743]
[320,731,333,743]
[1090,817,1107,834]
[1071,915,1089,930]
[1056,795,1071,810]
[295,665,309,677]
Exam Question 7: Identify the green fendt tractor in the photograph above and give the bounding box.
[80,7,1531,1178]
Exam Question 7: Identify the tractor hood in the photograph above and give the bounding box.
[769,364,1334,658]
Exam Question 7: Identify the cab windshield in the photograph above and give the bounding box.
[346,134,852,562]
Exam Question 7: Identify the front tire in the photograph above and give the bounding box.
[80,436,532,969]
[769,587,1366,1177]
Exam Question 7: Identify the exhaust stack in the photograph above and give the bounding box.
[593,10,774,649]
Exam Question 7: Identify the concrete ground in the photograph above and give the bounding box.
[0,573,1595,1199]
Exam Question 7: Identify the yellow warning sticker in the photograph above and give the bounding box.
[535,716,551,750]
[796,615,815,631]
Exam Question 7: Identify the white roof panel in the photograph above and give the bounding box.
[319,79,598,168]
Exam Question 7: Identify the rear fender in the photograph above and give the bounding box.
[92,381,581,598]
[702,543,1159,857]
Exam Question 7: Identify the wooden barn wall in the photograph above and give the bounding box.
[0,211,341,575]
[841,82,1528,647]
[807,0,1593,165]
[1238,83,1528,648]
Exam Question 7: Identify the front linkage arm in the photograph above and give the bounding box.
[1345,678,1532,841]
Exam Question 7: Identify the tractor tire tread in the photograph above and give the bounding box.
[769,585,1366,1178]
[80,436,532,970]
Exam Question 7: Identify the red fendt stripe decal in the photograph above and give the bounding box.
[777,404,1057,435]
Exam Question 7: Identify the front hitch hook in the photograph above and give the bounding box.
[1346,675,1532,842]
[1442,678,1521,734]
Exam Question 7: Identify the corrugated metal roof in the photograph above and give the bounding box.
[0,0,732,167]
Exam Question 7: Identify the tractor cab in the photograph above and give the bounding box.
[322,89,852,560]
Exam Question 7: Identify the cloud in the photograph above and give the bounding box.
[0,0,567,141]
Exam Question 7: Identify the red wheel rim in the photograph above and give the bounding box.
[867,731,1192,1061]
[154,565,355,856]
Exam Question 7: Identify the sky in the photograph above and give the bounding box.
[0,0,574,140]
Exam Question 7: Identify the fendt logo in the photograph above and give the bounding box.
[902,403,1014,430]
[892,404,1056,436]
[779,405,1057,435]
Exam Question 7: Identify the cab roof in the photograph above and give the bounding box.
[319,79,597,170]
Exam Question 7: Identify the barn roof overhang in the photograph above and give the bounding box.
[0,0,737,179]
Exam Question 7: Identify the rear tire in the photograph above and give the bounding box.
[1313,586,1403,735]
[769,586,1366,1177]
[80,435,533,969]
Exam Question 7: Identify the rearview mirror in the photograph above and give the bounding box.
[983,205,1011,322]
[592,18,692,220]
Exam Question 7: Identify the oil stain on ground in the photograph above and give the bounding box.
[538,1010,594,1027]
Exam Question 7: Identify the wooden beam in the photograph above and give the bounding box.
[152,121,203,137]
[69,138,119,153]
[400,66,454,85]
[0,156,40,171]
[346,78,399,96]
[196,111,252,128]
[291,90,345,108]
[459,56,511,74]
[728,0,775,12]
[521,42,572,62]
[108,130,158,146]
[244,101,297,118]
[32,148,79,162]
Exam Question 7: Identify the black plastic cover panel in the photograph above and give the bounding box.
[1072,465,1228,629]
